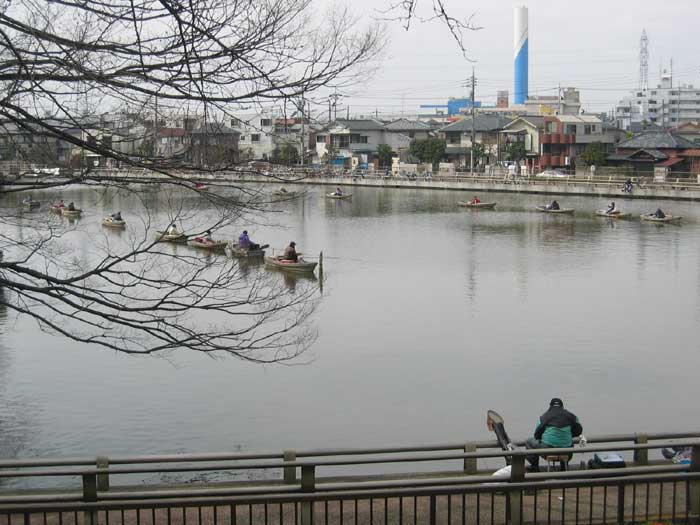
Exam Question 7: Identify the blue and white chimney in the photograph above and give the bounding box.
[513,6,529,105]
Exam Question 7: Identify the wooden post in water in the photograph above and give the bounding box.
[318,251,323,281]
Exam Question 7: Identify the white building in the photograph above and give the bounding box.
[232,112,313,162]
[615,72,700,130]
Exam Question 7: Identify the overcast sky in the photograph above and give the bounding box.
[329,0,700,119]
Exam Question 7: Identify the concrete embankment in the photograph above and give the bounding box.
[224,174,700,202]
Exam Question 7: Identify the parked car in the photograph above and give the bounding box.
[535,169,570,178]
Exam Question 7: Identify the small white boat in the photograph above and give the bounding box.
[457,201,497,209]
[22,200,41,210]
[188,238,228,252]
[61,208,82,218]
[264,256,317,274]
[594,210,631,219]
[326,193,352,200]
[155,230,188,243]
[102,217,126,228]
[536,206,574,214]
[227,243,268,258]
[640,214,682,223]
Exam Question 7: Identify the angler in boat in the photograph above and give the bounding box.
[333,187,344,197]
[238,230,260,251]
[111,211,123,221]
[283,241,299,262]
[469,196,481,205]
[606,201,617,214]
[546,200,560,211]
[654,208,666,219]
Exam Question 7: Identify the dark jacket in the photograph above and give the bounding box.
[534,406,582,447]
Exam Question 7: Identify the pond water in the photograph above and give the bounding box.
[0,184,699,485]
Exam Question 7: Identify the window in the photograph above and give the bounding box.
[239,136,245,141]
[251,134,260,142]
[350,134,361,143]
[584,125,593,135]
[316,135,326,143]
[260,119,272,127]
[408,132,415,138]
[565,124,576,135]
[360,136,368,144]
[231,118,240,127]
[651,91,657,95]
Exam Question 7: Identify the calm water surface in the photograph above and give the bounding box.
[1,185,699,482]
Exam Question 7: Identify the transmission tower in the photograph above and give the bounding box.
[639,29,649,92]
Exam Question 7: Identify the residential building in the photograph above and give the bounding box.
[439,114,513,167]
[233,113,313,163]
[607,131,700,176]
[523,88,581,116]
[615,72,700,129]
[315,119,428,168]
[668,122,700,145]
[499,114,612,173]
[190,123,240,167]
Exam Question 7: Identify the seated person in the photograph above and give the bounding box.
[606,201,616,214]
[469,196,481,205]
[57,199,66,208]
[547,200,560,210]
[167,223,179,235]
[333,187,344,196]
[67,202,76,211]
[238,230,259,250]
[23,195,33,204]
[111,211,122,221]
[654,208,666,219]
[283,241,298,262]
[526,398,583,472]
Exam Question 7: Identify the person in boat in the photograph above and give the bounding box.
[111,211,122,221]
[199,229,213,243]
[605,201,617,214]
[333,187,344,196]
[238,230,260,251]
[526,398,583,472]
[278,187,288,194]
[67,202,76,211]
[283,241,298,263]
[653,208,666,219]
[56,199,66,208]
[167,223,179,235]
[23,195,34,204]
[546,200,560,211]
[469,196,481,205]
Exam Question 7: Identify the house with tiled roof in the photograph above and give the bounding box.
[608,131,700,176]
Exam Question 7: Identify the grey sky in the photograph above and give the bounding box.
[336,0,700,118]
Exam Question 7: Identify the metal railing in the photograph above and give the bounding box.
[0,431,699,524]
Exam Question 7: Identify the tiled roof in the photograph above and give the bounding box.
[439,115,513,133]
[384,119,431,132]
[334,119,385,131]
[616,131,695,149]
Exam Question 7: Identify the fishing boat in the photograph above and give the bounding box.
[50,204,65,213]
[457,201,497,209]
[101,217,126,228]
[273,189,298,197]
[326,193,352,200]
[193,183,208,190]
[61,208,82,218]
[227,242,268,258]
[640,214,682,223]
[536,206,574,214]
[188,237,228,252]
[155,230,188,243]
[594,210,631,219]
[22,200,41,210]
[264,256,317,274]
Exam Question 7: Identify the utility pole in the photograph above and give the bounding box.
[299,94,305,167]
[470,68,477,175]
[558,83,562,115]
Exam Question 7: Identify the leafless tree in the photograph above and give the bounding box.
[378,0,481,59]
[0,0,382,359]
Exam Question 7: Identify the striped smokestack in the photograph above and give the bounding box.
[514,6,529,105]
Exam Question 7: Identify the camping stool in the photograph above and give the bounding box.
[544,454,570,472]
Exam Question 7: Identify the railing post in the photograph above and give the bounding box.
[429,494,437,525]
[689,445,700,525]
[507,455,525,525]
[82,473,97,525]
[616,482,625,525]
[283,450,297,484]
[301,465,315,525]
[463,443,477,474]
[633,434,648,466]
[96,456,109,491]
